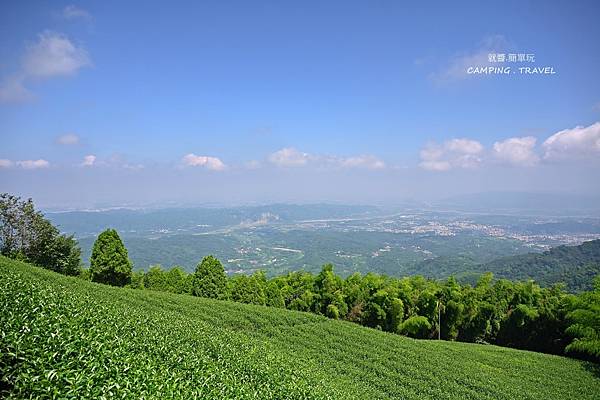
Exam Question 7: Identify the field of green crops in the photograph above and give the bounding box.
[1,256,599,399]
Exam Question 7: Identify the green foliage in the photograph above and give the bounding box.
[78,268,91,281]
[90,229,132,287]
[2,256,599,399]
[400,316,432,338]
[480,240,600,292]
[192,255,228,299]
[265,279,285,308]
[0,193,82,276]
[129,270,145,289]
[144,265,168,290]
[565,276,600,361]
[230,272,266,305]
[119,257,600,359]
[143,265,191,293]
[389,298,404,333]
[326,304,340,319]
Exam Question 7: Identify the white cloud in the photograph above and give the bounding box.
[445,138,484,155]
[542,122,600,160]
[56,133,80,145]
[493,136,539,167]
[96,154,145,170]
[432,35,508,83]
[338,155,385,170]
[1,158,52,169]
[182,154,227,171]
[1,31,91,104]
[0,75,33,104]
[16,159,50,169]
[268,148,385,170]
[419,138,483,171]
[418,160,452,172]
[123,163,144,170]
[23,31,91,78]
[268,147,310,167]
[81,154,96,167]
[62,5,92,20]
[0,159,14,168]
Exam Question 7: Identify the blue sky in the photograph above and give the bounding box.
[1,1,599,208]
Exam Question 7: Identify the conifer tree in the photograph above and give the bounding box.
[192,255,228,299]
[90,229,132,287]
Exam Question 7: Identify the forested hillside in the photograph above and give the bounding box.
[480,239,600,292]
[409,240,600,292]
[1,257,599,399]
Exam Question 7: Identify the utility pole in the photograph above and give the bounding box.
[437,300,441,340]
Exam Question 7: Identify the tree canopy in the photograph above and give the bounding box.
[0,193,81,276]
[192,255,228,299]
[90,229,132,287]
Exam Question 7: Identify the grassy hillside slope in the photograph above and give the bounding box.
[1,256,599,399]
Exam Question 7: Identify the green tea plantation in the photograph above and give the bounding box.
[1,256,599,399]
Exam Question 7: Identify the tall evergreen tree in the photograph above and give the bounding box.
[90,229,132,287]
[192,255,228,299]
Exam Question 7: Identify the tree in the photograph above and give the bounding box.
[90,229,132,287]
[230,272,266,305]
[144,265,167,291]
[129,270,145,289]
[399,316,432,338]
[192,255,228,299]
[565,276,600,361]
[166,266,192,294]
[49,234,82,276]
[281,271,315,311]
[497,304,539,348]
[0,193,81,275]
[265,279,285,308]
[326,304,340,319]
[389,298,405,333]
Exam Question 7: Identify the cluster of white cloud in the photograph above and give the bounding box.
[267,147,385,170]
[419,138,483,171]
[542,122,600,160]
[338,155,385,170]
[0,29,91,103]
[419,122,600,171]
[268,147,310,167]
[3,122,598,174]
[0,159,50,170]
[81,155,96,167]
[23,31,91,78]
[182,154,227,171]
[492,136,539,167]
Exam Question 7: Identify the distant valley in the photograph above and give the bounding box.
[46,203,600,290]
